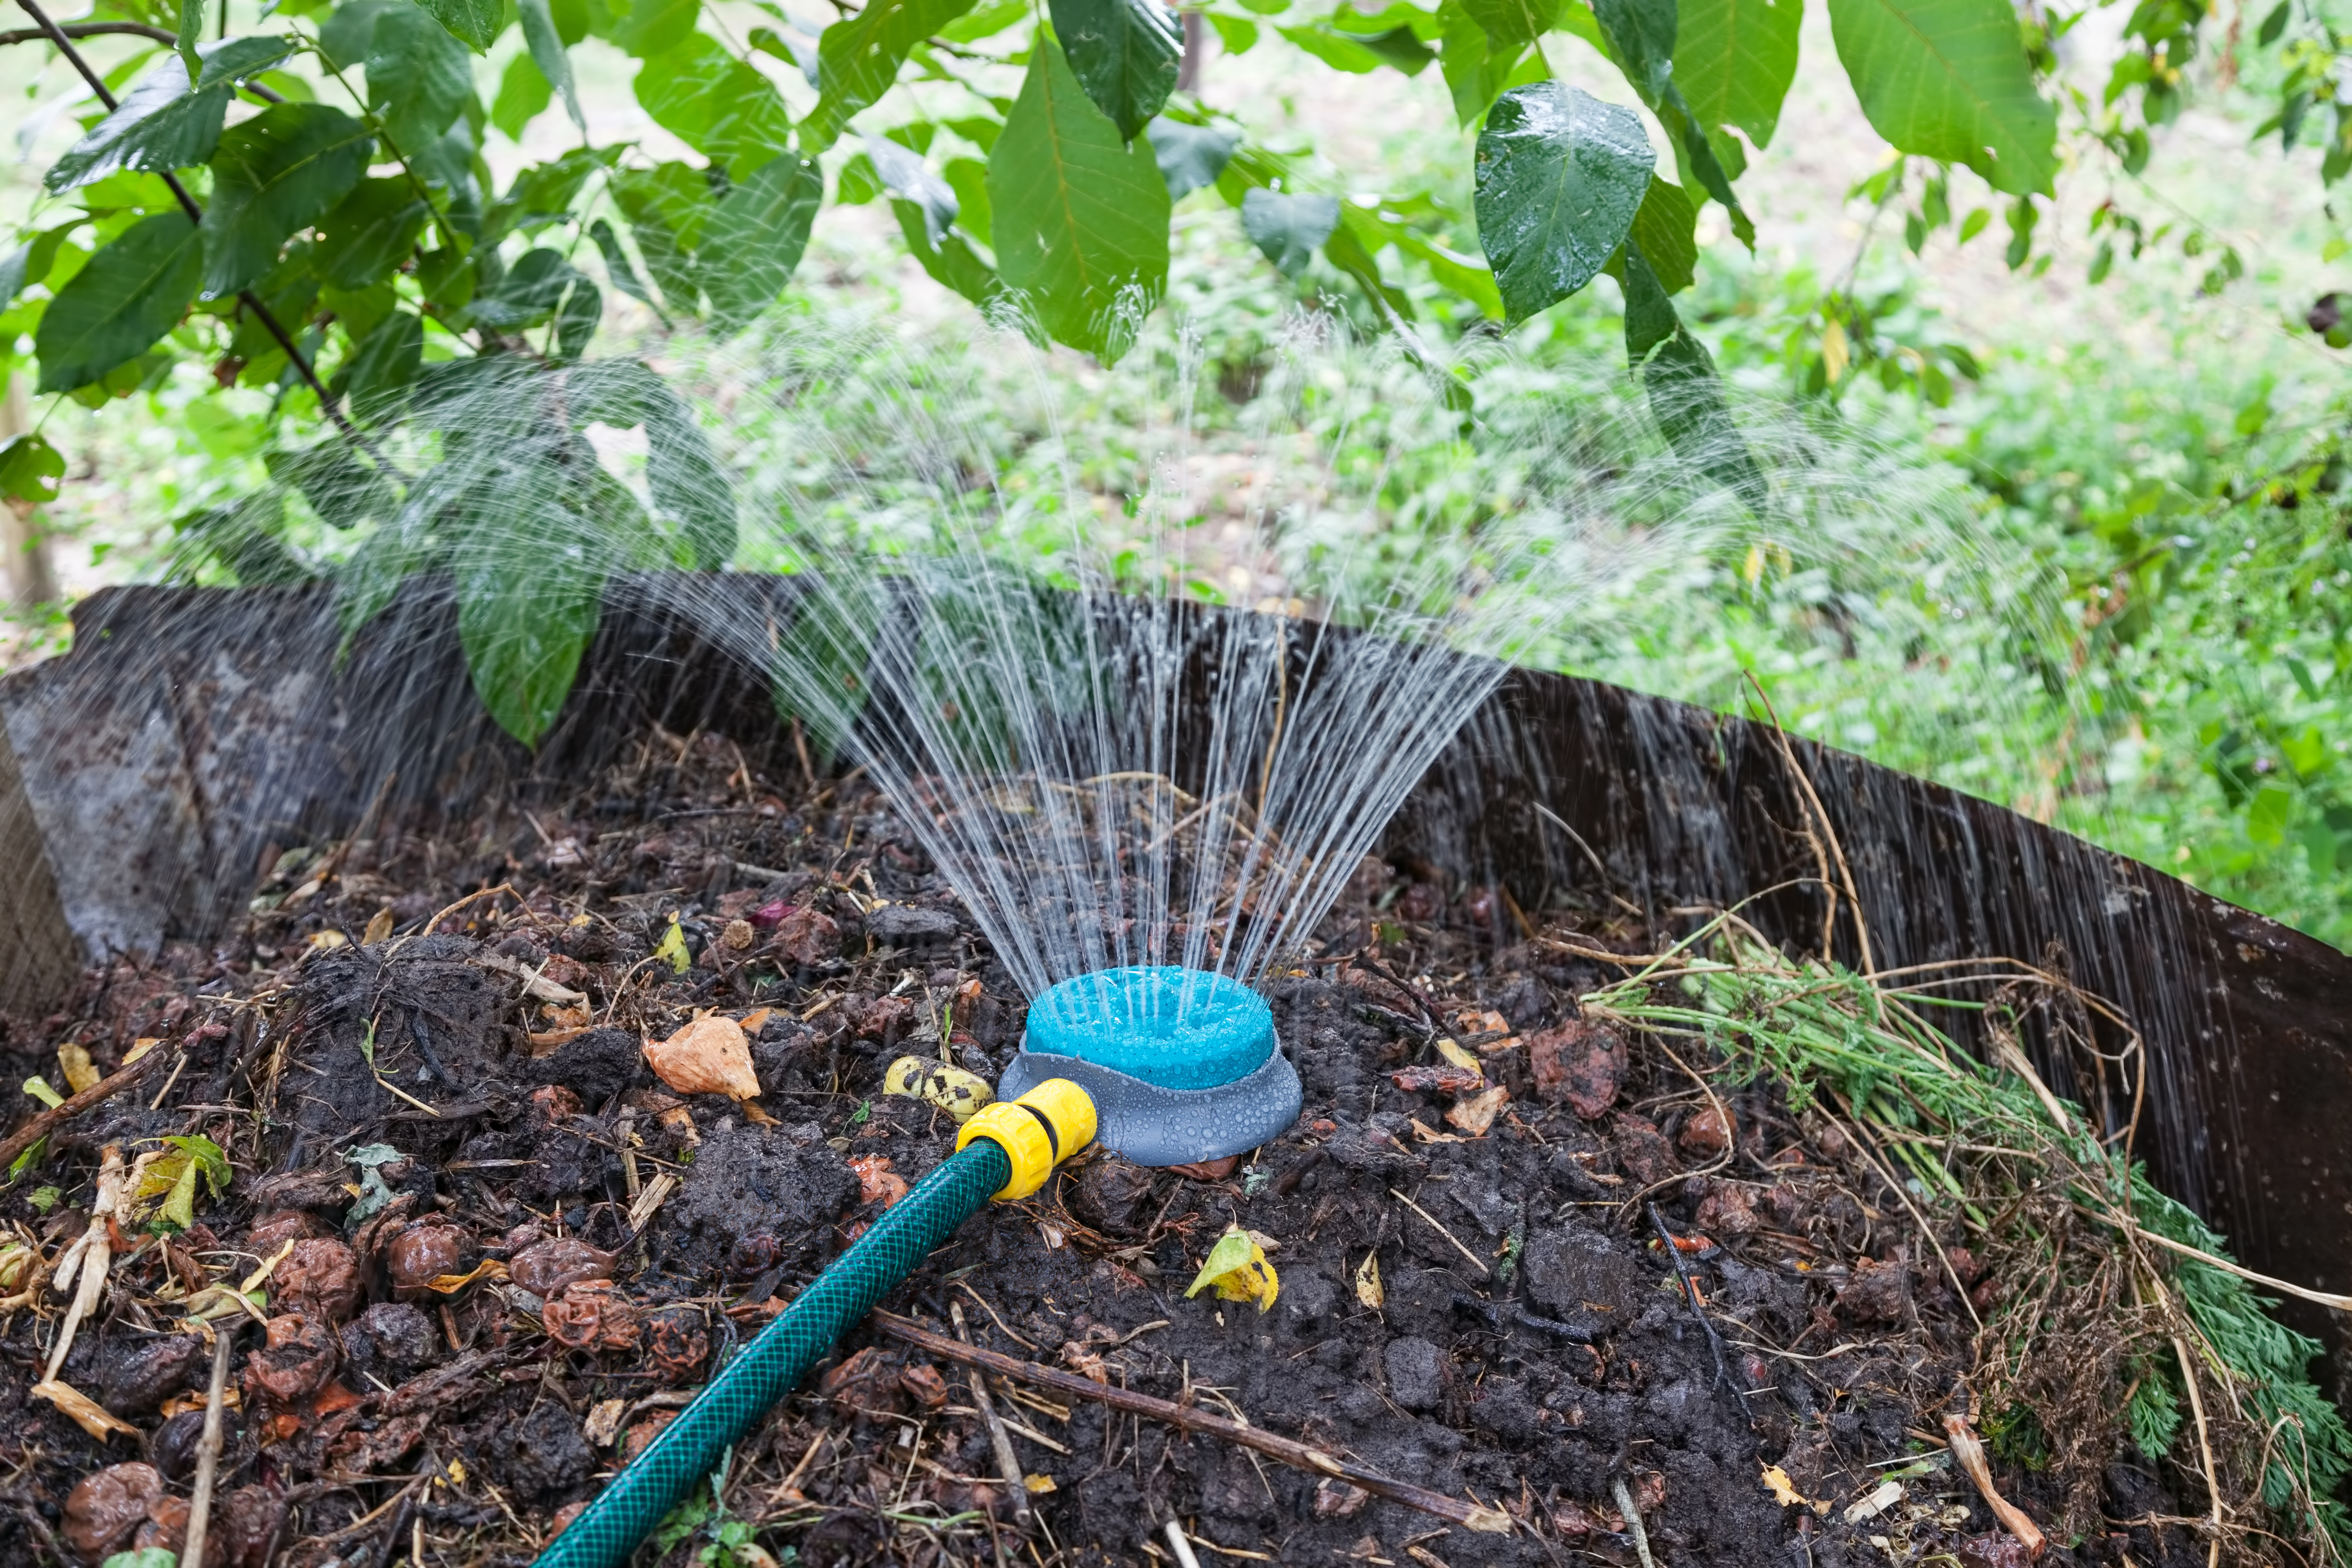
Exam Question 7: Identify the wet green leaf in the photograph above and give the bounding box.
[1674,0,1801,148]
[367,0,473,155]
[1148,116,1238,200]
[458,527,601,745]
[1458,0,1557,50]
[0,435,66,505]
[315,177,429,289]
[634,34,794,175]
[1049,0,1183,141]
[1828,0,2056,194]
[46,58,230,194]
[1437,0,1545,129]
[893,198,1012,309]
[1474,82,1652,322]
[416,0,503,52]
[318,0,402,69]
[588,218,664,317]
[1620,235,1764,508]
[805,0,983,152]
[196,34,298,88]
[35,211,203,393]
[201,104,372,298]
[1621,173,1696,293]
[702,153,821,334]
[987,39,1171,361]
[1240,188,1339,275]
[345,308,423,407]
[492,51,554,140]
[866,137,957,245]
[518,0,584,129]
[612,0,701,56]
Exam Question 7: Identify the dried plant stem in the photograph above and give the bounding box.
[2172,1329,2224,1568]
[181,1319,239,1568]
[954,1300,1033,1533]
[876,1312,1512,1534]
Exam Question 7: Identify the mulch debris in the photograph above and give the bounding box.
[0,727,2210,1567]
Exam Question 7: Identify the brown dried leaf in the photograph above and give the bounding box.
[846,1155,909,1209]
[643,1014,761,1101]
[1444,1084,1510,1136]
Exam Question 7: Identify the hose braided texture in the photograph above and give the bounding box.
[535,1139,1013,1568]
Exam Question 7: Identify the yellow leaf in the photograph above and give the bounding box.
[1822,317,1850,384]
[880,1055,995,1124]
[363,907,396,944]
[1434,1038,1482,1074]
[56,1044,99,1097]
[1354,1251,1384,1310]
[1761,1463,1808,1507]
[308,929,349,951]
[653,916,691,973]
[124,1038,161,1065]
[1186,1223,1278,1312]
[1023,1474,1057,1494]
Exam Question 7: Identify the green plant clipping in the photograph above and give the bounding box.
[1827,0,2057,194]
[1049,0,1184,141]
[988,40,1171,361]
[1474,83,1653,322]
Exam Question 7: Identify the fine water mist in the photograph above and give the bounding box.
[26,304,2106,1004]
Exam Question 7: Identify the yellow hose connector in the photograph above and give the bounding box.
[956,1078,1097,1200]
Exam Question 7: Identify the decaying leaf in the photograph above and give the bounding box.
[1185,1223,1279,1312]
[1355,1251,1384,1310]
[583,1396,627,1446]
[846,1154,908,1208]
[1445,1085,1511,1136]
[362,908,395,944]
[880,1055,994,1124]
[1385,1065,1484,1095]
[643,1014,761,1101]
[1023,1474,1057,1494]
[57,1044,100,1096]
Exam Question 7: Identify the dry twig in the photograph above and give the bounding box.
[875,1312,1512,1534]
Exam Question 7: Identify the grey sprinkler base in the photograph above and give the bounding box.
[996,1043,1304,1168]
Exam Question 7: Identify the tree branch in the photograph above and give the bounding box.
[0,21,173,44]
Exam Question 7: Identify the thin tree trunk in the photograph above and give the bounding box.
[1178,11,1206,94]
[0,374,59,611]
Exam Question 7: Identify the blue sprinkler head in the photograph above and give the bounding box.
[995,966,1303,1166]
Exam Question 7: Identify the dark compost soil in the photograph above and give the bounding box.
[0,728,2211,1568]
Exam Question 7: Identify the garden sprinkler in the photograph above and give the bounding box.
[536,967,1300,1568]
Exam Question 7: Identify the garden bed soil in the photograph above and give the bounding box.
[0,728,2212,1568]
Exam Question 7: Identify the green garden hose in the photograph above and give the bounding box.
[535,1138,1010,1568]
